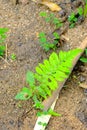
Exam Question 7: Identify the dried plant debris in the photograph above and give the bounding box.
[32,0,62,12]
[40,0,62,12]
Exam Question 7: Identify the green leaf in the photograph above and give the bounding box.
[36,87,47,99]
[68,12,76,22]
[53,18,60,24]
[58,65,70,73]
[33,95,44,109]
[80,57,87,63]
[53,32,60,39]
[48,109,61,116]
[39,32,46,37]
[49,52,58,67]
[39,11,47,17]
[49,13,54,18]
[34,73,42,82]
[40,43,50,51]
[43,59,51,71]
[26,71,35,86]
[69,23,75,28]
[59,51,65,61]
[37,111,47,116]
[56,23,63,28]
[51,52,59,65]
[39,37,47,43]
[78,7,83,16]
[45,17,51,22]
[0,28,8,34]
[38,63,48,75]
[41,84,51,96]
[54,71,67,81]
[22,87,30,93]
[36,66,44,75]
[39,32,47,44]
[48,76,58,90]
[73,17,78,22]
[15,87,32,100]
[11,53,16,60]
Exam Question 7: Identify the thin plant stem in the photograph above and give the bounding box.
[0,56,10,65]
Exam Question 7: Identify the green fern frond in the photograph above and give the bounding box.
[15,48,82,110]
[34,49,82,100]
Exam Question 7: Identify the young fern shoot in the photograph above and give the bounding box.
[15,49,82,112]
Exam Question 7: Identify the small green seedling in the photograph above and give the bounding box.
[80,48,87,63]
[0,28,8,57]
[39,32,60,51]
[68,7,83,28]
[68,12,78,28]
[15,49,82,116]
[39,11,63,29]
[11,53,16,60]
[53,32,60,39]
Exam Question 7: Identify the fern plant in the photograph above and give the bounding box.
[39,11,63,29]
[39,32,60,51]
[15,49,82,112]
[68,7,84,28]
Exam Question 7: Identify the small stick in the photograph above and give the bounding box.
[61,34,69,41]
[0,56,10,65]
[42,37,87,111]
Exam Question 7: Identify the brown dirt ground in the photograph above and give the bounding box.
[0,0,87,130]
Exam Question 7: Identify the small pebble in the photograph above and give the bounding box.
[58,10,66,17]
[79,75,86,82]
[17,42,22,46]
[84,89,87,96]
[9,119,14,125]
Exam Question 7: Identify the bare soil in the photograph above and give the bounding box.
[0,0,87,130]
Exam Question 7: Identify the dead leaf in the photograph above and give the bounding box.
[32,0,62,12]
[41,0,62,11]
[79,83,87,89]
